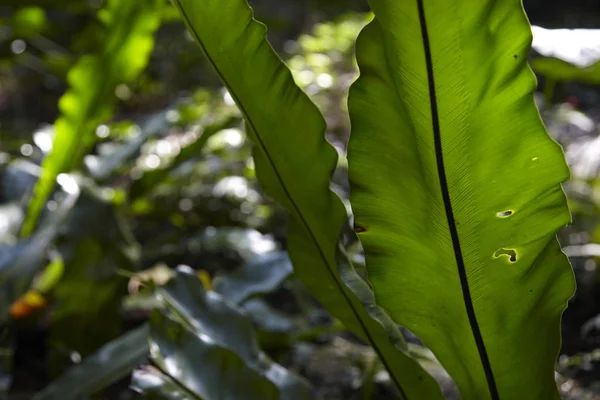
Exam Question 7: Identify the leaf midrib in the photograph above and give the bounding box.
[415,0,500,398]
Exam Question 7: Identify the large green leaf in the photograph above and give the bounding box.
[21,0,162,237]
[172,1,443,398]
[347,1,575,399]
[135,311,282,400]
[133,266,311,400]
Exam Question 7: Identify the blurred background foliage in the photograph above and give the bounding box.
[1,0,600,399]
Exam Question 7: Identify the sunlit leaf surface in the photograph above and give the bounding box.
[21,0,162,236]
[348,1,574,399]
[172,0,444,397]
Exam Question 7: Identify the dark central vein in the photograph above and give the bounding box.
[174,3,408,399]
[415,1,500,399]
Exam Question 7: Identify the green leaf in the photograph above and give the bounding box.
[132,366,194,399]
[212,251,293,304]
[531,57,600,84]
[33,324,149,400]
[347,2,575,400]
[35,248,295,398]
[34,251,64,294]
[21,0,162,237]
[172,1,443,398]
[135,311,281,400]
[134,266,311,400]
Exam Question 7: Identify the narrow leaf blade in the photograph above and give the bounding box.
[172,0,444,397]
[21,0,162,236]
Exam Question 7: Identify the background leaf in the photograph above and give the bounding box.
[36,250,302,398]
[133,266,311,400]
[33,324,149,400]
[212,251,293,304]
[21,0,162,236]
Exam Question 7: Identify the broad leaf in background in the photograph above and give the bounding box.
[33,324,149,400]
[35,252,299,398]
[133,266,311,400]
[172,1,443,398]
[132,366,196,399]
[135,312,281,400]
[212,251,292,304]
[348,1,574,399]
[21,0,162,236]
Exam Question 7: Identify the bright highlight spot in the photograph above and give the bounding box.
[11,39,26,54]
[144,154,161,169]
[96,124,110,138]
[20,144,33,156]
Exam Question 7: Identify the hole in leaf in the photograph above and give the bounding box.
[497,210,513,217]
[354,224,366,233]
[494,248,517,262]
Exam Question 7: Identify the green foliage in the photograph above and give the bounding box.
[21,0,163,237]
[5,0,596,398]
[133,266,311,399]
[0,174,79,323]
[212,251,292,304]
[171,0,580,399]
[347,1,573,399]
[35,250,301,398]
[172,0,442,398]
[33,324,149,400]
[531,57,600,85]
